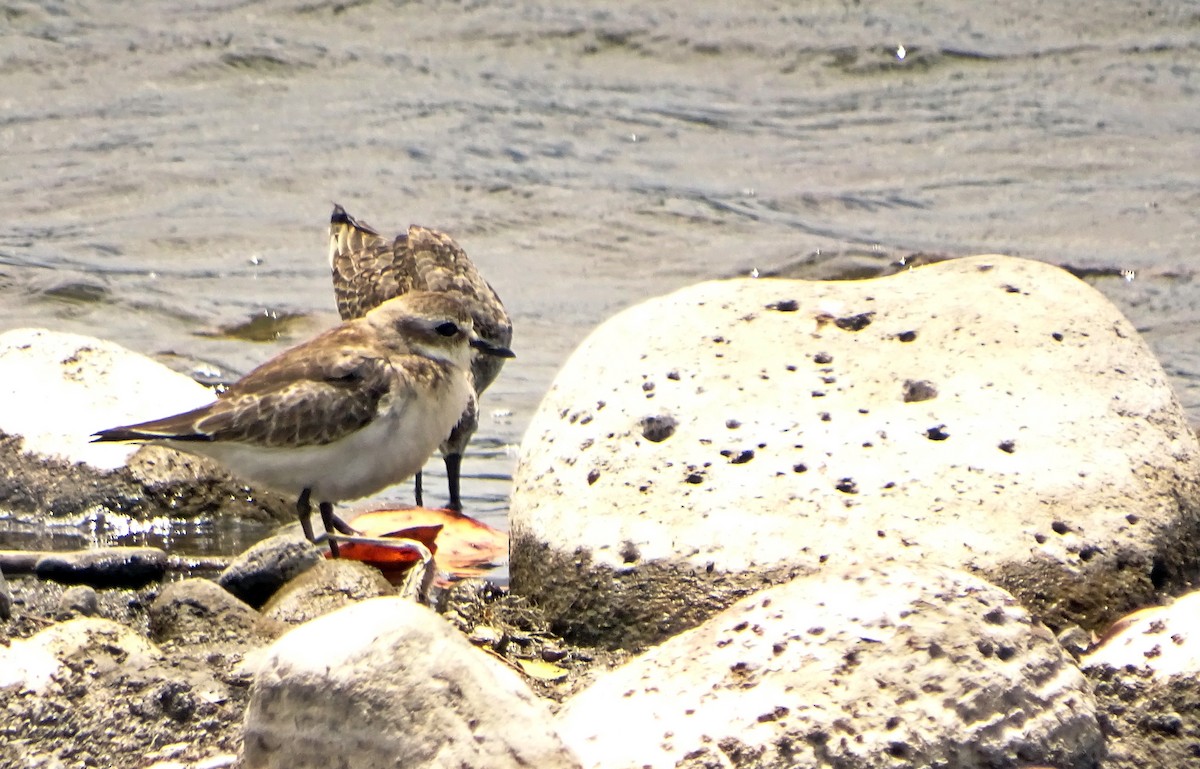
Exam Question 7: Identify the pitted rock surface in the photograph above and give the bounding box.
[1084,590,1200,680]
[243,596,581,769]
[556,564,1102,769]
[259,558,395,625]
[1081,590,1200,767]
[510,255,1200,647]
[149,578,285,648]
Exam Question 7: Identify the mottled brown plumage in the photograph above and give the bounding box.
[328,204,513,510]
[97,327,403,449]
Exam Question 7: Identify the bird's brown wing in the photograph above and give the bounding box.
[329,204,418,321]
[94,326,396,448]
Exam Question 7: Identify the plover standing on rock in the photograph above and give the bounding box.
[327,204,513,511]
[91,291,514,556]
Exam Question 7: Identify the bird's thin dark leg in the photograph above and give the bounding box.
[327,512,356,535]
[444,453,463,512]
[413,470,424,508]
[296,488,316,543]
[319,501,340,558]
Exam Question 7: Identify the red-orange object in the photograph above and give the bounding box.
[336,524,443,566]
[342,507,508,579]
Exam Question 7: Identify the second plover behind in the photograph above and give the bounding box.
[91,291,515,555]
[328,204,513,510]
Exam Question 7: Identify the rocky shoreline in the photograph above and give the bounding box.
[5,257,1200,768]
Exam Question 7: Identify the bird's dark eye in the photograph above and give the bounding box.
[435,321,459,337]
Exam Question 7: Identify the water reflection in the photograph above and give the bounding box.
[0,509,278,557]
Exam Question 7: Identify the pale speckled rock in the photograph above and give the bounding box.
[1083,591,1200,678]
[0,617,161,695]
[0,328,294,522]
[0,328,213,470]
[149,578,286,648]
[0,612,248,767]
[1082,591,1200,768]
[260,559,394,625]
[510,255,1200,647]
[243,596,581,769]
[556,563,1102,769]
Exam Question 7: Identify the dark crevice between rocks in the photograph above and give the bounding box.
[509,534,809,651]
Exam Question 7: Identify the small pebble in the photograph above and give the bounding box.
[541,647,569,663]
[59,585,99,616]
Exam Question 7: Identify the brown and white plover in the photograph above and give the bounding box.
[91,291,514,555]
[327,204,513,510]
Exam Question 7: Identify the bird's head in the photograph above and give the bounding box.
[367,291,515,367]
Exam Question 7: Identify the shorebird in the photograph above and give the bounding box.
[328,204,513,511]
[91,291,514,556]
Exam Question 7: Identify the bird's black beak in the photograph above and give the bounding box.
[471,338,515,358]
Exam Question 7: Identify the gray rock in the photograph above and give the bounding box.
[149,578,285,648]
[35,546,168,588]
[217,532,323,608]
[260,559,395,625]
[0,614,247,767]
[556,563,1103,769]
[0,328,293,522]
[510,255,1200,648]
[1087,663,1200,769]
[58,584,99,616]
[243,596,581,769]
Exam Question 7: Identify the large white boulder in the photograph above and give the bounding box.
[243,596,580,769]
[557,563,1102,769]
[510,255,1200,647]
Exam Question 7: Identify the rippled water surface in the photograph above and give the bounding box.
[2,0,1198,554]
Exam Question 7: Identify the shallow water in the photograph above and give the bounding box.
[1,0,1198,555]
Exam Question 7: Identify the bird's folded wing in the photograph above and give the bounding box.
[196,351,397,447]
[96,350,398,449]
